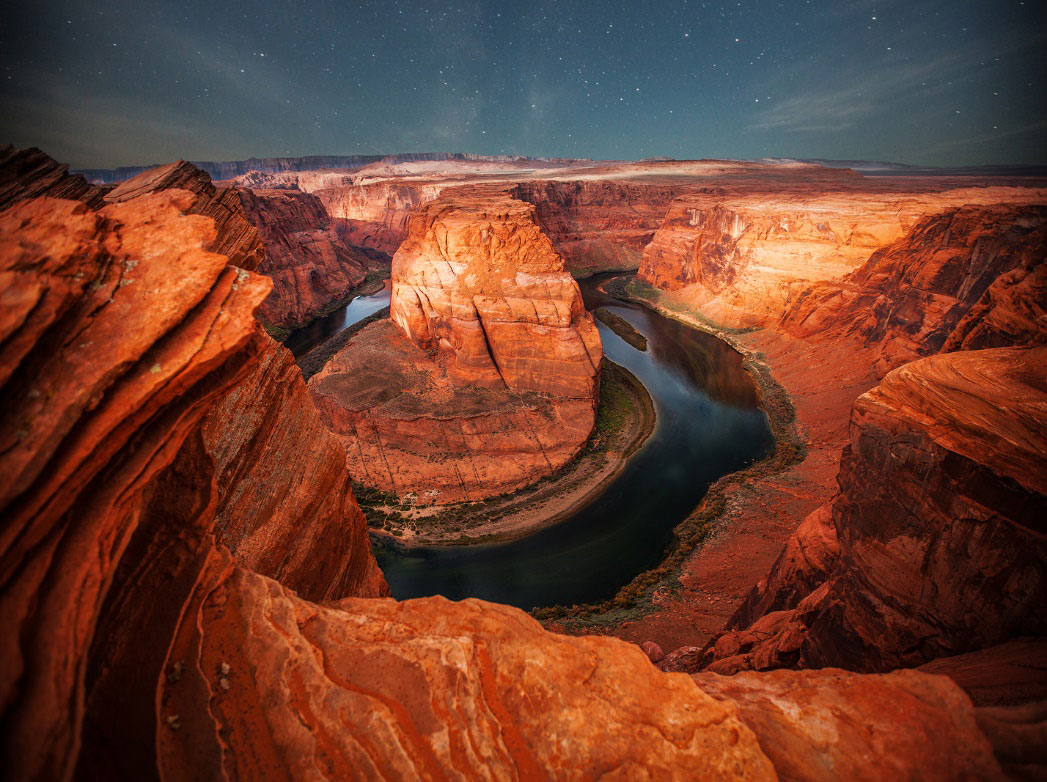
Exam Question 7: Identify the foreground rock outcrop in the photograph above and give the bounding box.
[701,347,1047,674]
[103,159,265,271]
[0,145,106,210]
[310,191,602,504]
[0,190,386,780]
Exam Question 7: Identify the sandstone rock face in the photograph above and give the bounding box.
[781,205,1047,373]
[159,557,779,781]
[511,180,688,275]
[320,179,441,255]
[693,668,1003,782]
[0,145,107,210]
[311,191,602,504]
[0,192,272,781]
[202,332,387,601]
[702,347,1047,674]
[310,320,597,503]
[237,187,370,329]
[391,193,601,396]
[0,192,385,780]
[638,187,1047,329]
[103,159,264,271]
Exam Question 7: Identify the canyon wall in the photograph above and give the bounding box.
[511,180,689,275]
[237,187,371,329]
[698,346,1047,674]
[781,204,1047,372]
[637,186,1047,329]
[309,191,602,504]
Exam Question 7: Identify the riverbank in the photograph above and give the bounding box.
[362,360,655,547]
[539,275,880,654]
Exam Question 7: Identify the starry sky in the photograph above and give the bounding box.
[1,0,1044,169]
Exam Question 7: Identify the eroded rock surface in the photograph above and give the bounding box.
[311,191,601,504]
[104,159,265,271]
[638,186,1047,329]
[701,347,1047,674]
[781,205,1047,372]
[0,191,385,780]
[0,145,107,210]
[237,187,371,329]
[694,668,1003,782]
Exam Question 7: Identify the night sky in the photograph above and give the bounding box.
[1,1,1044,169]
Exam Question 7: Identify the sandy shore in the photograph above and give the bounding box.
[367,360,656,547]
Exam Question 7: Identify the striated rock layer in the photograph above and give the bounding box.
[311,192,601,504]
[638,186,1047,329]
[0,191,386,780]
[511,180,690,275]
[781,205,1047,372]
[0,145,107,210]
[390,192,602,396]
[310,320,596,503]
[103,160,264,272]
[700,347,1047,674]
[237,187,371,329]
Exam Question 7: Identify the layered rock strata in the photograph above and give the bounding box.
[638,187,1047,329]
[700,347,1047,674]
[103,160,265,272]
[311,192,602,503]
[237,187,370,328]
[0,191,387,780]
[510,181,689,275]
[781,205,1047,372]
[0,145,106,210]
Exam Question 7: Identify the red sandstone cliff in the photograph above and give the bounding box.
[510,180,689,275]
[103,160,264,271]
[309,192,602,504]
[237,187,371,329]
[0,145,107,210]
[696,347,1047,675]
[781,205,1047,372]
[637,186,1047,329]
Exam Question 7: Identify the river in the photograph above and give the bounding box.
[287,274,774,610]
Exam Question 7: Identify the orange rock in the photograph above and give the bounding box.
[693,668,1004,782]
[390,192,601,396]
[0,192,271,781]
[237,187,372,329]
[701,347,1047,674]
[781,205,1047,374]
[0,145,106,210]
[158,554,779,781]
[638,186,1047,329]
[203,330,388,600]
[310,191,601,504]
[104,159,265,271]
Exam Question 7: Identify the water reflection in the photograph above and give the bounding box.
[284,280,392,358]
